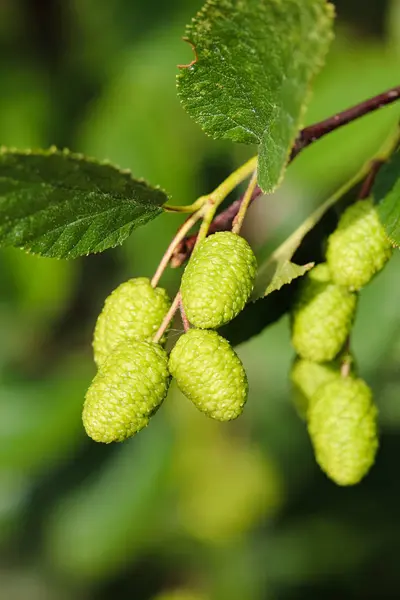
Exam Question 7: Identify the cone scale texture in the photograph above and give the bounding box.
[291,263,357,362]
[327,199,393,291]
[83,341,170,443]
[181,232,257,329]
[169,329,248,421]
[308,377,378,486]
[93,277,170,367]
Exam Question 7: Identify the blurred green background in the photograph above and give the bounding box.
[0,0,399,598]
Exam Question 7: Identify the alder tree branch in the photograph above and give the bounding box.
[170,185,263,267]
[292,85,400,159]
[170,85,400,268]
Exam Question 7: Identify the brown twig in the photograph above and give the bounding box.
[358,159,385,199]
[170,85,400,268]
[292,85,400,159]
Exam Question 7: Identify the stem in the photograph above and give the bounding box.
[196,202,218,247]
[292,85,400,158]
[151,207,204,288]
[341,337,352,378]
[209,155,258,204]
[163,155,257,214]
[195,155,258,247]
[179,298,190,332]
[170,185,264,267]
[163,195,208,214]
[358,160,385,199]
[341,358,351,378]
[232,169,258,234]
[153,292,181,343]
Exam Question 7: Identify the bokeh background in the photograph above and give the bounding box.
[0,1,399,598]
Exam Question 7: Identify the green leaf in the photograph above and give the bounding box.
[177,0,334,193]
[0,148,167,259]
[374,145,400,246]
[222,168,367,346]
[264,260,314,295]
[252,178,355,300]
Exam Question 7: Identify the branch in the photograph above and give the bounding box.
[170,85,400,268]
[170,185,263,267]
[358,160,385,199]
[292,85,400,158]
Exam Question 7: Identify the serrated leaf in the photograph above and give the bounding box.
[253,168,369,300]
[373,145,400,246]
[252,205,328,300]
[177,0,334,193]
[265,260,314,295]
[0,148,167,259]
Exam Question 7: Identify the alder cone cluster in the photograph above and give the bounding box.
[288,198,392,486]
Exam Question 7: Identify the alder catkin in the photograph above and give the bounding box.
[308,376,378,486]
[93,277,170,367]
[291,263,357,363]
[180,231,257,329]
[169,329,248,421]
[326,198,393,290]
[83,341,170,443]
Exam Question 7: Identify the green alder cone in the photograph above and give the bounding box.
[180,231,257,329]
[93,277,171,367]
[308,377,378,486]
[169,329,248,421]
[291,263,357,363]
[83,341,170,443]
[326,198,393,291]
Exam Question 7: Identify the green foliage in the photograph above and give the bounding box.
[0,0,400,597]
[374,145,400,246]
[0,148,167,258]
[263,261,314,296]
[177,0,334,192]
